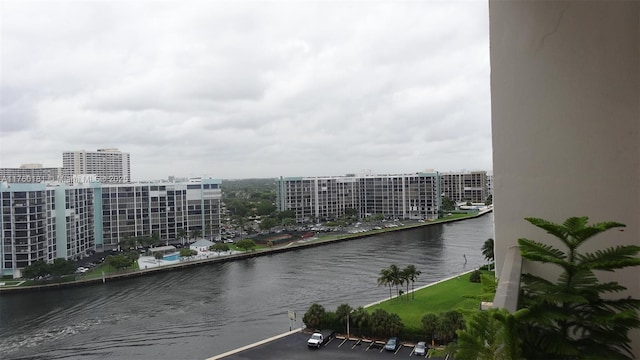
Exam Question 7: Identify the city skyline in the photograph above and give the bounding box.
[1,1,491,180]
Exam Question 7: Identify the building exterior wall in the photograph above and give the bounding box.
[277,172,440,222]
[0,166,63,183]
[440,171,488,203]
[0,179,221,277]
[63,148,131,183]
[100,180,221,247]
[489,1,639,356]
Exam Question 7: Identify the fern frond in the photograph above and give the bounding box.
[525,217,571,247]
[577,245,640,271]
[518,238,567,266]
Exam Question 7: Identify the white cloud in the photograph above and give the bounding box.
[0,0,491,180]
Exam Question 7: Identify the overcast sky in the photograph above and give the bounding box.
[1,0,491,180]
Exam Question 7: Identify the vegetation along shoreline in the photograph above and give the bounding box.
[0,209,492,294]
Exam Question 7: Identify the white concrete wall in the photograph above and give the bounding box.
[490,1,639,356]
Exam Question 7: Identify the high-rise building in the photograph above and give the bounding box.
[0,178,221,278]
[440,171,489,203]
[100,178,221,247]
[0,182,99,278]
[276,172,440,222]
[62,148,131,183]
[0,164,63,183]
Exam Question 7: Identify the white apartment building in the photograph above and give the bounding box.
[63,148,131,183]
[100,179,221,247]
[0,164,63,183]
[0,178,221,278]
[276,172,441,223]
[0,182,99,278]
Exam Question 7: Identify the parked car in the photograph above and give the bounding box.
[384,337,398,351]
[414,341,427,356]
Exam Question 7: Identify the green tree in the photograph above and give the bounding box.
[456,308,527,360]
[518,216,640,360]
[481,238,494,264]
[210,243,230,254]
[351,306,370,337]
[118,236,136,251]
[179,248,197,257]
[344,208,358,218]
[303,303,326,330]
[153,251,164,261]
[235,239,256,252]
[442,196,455,212]
[335,304,353,334]
[485,194,493,206]
[402,264,421,300]
[205,223,212,241]
[281,217,295,229]
[190,229,201,240]
[259,217,278,231]
[255,202,276,216]
[178,229,187,245]
[387,264,404,299]
[22,260,51,279]
[50,258,76,275]
[107,254,134,270]
[439,310,465,344]
[126,251,140,263]
[421,313,440,347]
[377,267,393,300]
[369,309,391,337]
[276,210,295,221]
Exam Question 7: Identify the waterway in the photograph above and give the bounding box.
[0,213,493,359]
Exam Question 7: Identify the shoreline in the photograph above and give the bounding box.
[205,268,480,360]
[0,209,492,294]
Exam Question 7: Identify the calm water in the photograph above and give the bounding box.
[0,214,493,360]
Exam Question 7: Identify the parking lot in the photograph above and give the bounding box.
[214,331,443,360]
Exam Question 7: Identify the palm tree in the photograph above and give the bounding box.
[177,229,187,246]
[387,264,403,299]
[439,310,465,344]
[403,264,421,300]
[335,304,353,335]
[456,308,527,360]
[421,313,439,347]
[350,307,370,337]
[518,216,640,360]
[190,229,201,241]
[369,309,391,337]
[302,303,326,330]
[481,238,494,270]
[377,268,393,300]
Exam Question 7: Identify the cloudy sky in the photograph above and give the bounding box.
[1,0,491,180]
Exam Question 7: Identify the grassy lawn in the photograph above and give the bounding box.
[367,271,493,330]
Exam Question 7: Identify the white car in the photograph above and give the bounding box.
[76,267,89,273]
[414,341,427,356]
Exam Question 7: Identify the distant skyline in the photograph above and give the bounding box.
[1,1,491,180]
